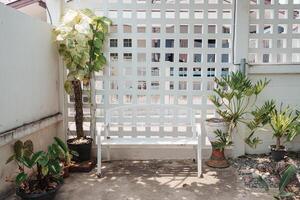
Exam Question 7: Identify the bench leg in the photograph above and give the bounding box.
[197,139,202,178]
[97,135,102,177]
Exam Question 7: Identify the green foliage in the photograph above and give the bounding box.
[53,137,78,166]
[213,130,233,151]
[257,175,269,191]
[6,139,64,187]
[274,164,297,199]
[210,71,270,147]
[249,102,300,150]
[54,9,111,94]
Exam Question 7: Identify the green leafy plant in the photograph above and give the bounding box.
[6,140,63,193]
[249,102,300,150]
[54,9,111,139]
[53,137,78,166]
[209,71,270,147]
[213,130,233,151]
[274,164,297,200]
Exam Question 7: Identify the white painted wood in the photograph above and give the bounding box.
[97,104,202,177]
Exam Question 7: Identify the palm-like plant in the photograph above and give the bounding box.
[209,71,270,146]
[54,9,111,139]
[249,102,300,150]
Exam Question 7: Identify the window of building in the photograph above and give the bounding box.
[123,53,132,61]
[152,53,161,62]
[194,25,203,34]
[151,67,160,76]
[193,67,201,77]
[166,39,174,48]
[110,53,118,61]
[165,53,174,62]
[179,67,188,77]
[207,68,215,77]
[208,25,217,33]
[207,54,216,63]
[208,39,216,48]
[221,54,229,63]
[152,39,160,48]
[110,39,118,47]
[166,24,175,33]
[180,39,188,48]
[180,25,188,33]
[137,39,146,48]
[179,54,188,63]
[178,81,187,90]
[137,81,147,90]
[194,54,202,63]
[123,39,132,47]
[194,39,202,48]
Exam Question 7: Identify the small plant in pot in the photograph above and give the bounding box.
[206,71,270,167]
[6,140,63,200]
[53,137,78,178]
[249,102,300,161]
[207,129,233,168]
[53,9,111,162]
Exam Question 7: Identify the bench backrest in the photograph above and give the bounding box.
[105,104,196,138]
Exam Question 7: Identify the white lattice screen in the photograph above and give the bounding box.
[66,0,235,144]
[249,0,300,64]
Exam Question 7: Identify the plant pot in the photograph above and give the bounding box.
[206,144,230,168]
[67,138,93,162]
[270,145,287,161]
[16,182,62,200]
[62,165,70,178]
[205,118,228,143]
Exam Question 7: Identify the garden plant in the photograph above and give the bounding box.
[53,9,111,161]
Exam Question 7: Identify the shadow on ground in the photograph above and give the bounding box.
[53,160,275,200]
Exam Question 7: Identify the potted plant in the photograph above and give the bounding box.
[53,9,111,162]
[249,103,300,161]
[207,130,233,168]
[53,137,78,178]
[6,140,63,200]
[206,71,270,167]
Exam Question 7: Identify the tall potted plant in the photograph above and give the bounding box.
[248,102,300,161]
[206,71,270,167]
[54,9,111,162]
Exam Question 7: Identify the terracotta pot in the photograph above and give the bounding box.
[206,144,230,168]
[63,165,70,178]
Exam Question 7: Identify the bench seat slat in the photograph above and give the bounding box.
[101,138,198,146]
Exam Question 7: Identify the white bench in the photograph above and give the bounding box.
[97,104,202,177]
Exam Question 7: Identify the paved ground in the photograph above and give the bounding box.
[9,160,276,200]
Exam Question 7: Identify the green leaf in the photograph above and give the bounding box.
[6,154,15,164]
[15,172,27,185]
[257,175,269,191]
[64,80,73,94]
[31,151,44,166]
[42,166,49,176]
[54,137,68,153]
[23,140,33,157]
[37,154,49,167]
[14,140,23,158]
[49,160,61,174]
[279,164,297,192]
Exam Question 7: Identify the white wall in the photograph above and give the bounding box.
[0,4,63,198]
[0,4,60,133]
[246,71,300,154]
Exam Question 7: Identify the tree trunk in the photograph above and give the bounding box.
[276,137,281,150]
[72,80,84,138]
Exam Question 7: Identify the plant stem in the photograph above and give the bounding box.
[276,137,281,150]
[72,79,84,138]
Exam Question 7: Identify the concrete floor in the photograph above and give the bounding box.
[9,160,276,200]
